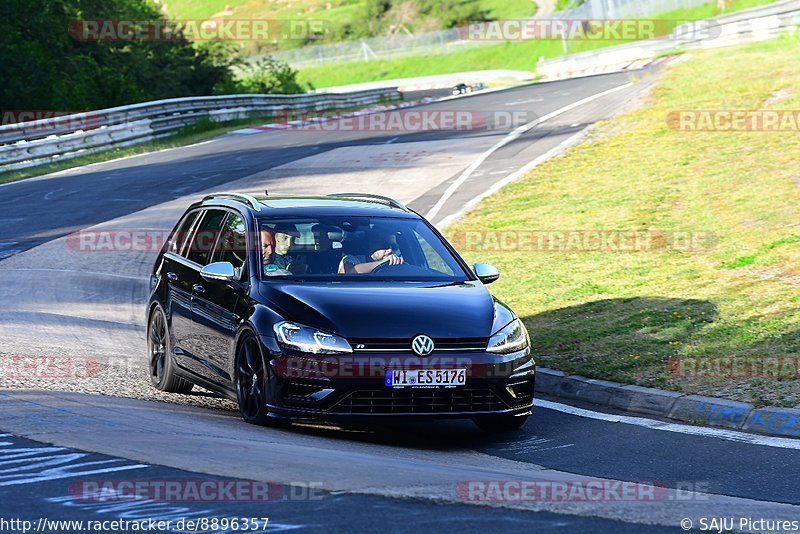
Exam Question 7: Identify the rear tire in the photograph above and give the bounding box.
[148,306,193,394]
[235,333,291,428]
[473,415,528,433]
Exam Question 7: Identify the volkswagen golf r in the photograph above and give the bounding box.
[146,192,535,432]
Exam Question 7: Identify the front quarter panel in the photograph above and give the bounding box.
[490,296,517,334]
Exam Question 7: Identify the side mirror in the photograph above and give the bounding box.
[473,263,500,284]
[200,261,235,283]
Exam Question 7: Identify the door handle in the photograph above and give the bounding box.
[193,284,205,294]
[166,272,178,282]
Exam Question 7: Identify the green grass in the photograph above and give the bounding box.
[163,0,536,23]
[161,0,537,51]
[297,0,776,88]
[445,33,800,407]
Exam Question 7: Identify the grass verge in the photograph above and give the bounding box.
[297,0,774,88]
[446,33,800,407]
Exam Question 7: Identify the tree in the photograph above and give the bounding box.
[0,0,239,112]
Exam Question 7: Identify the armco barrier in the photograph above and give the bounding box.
[0,87,401,172]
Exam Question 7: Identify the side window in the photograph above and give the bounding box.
[168,210,199,256]
[186,209,227,266]
[211,212,248,279]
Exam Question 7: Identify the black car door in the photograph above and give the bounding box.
[162,209,201,364]
[191,210,250,387]
[173,208,229,383]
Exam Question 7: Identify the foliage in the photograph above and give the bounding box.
[0,0,252,111]
[235,57,305,94]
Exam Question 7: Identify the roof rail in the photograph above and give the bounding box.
[202,192,262,212]
[327,193,408,211]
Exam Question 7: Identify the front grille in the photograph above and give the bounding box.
[332,388,507,414]
[350,337,487,353]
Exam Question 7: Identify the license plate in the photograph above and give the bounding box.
[384,369,466,388]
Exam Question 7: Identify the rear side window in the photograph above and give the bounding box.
[211,212,248,279]
[167,210,199,255]
[186,210,227,266]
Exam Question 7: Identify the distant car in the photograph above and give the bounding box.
[146,192,534,432]
[451,82,486,95]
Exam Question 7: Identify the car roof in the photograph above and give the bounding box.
[194,193,421,219]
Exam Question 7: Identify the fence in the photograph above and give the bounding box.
[537,0,800,79]
[0,88,400,173]
[558,0,716,19]
[267,0,745,66]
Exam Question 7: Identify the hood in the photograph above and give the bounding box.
[259,280,497,339]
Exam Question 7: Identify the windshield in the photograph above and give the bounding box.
[257,216,470,281]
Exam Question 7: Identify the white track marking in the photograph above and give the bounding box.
[0,268,145,280]
[0,140,216,189]
[436,128,590,229]
[535,399,800,450]
[425,82,633,221]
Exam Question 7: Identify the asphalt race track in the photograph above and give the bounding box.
[1,71,798,533]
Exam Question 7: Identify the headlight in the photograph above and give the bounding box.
[487,319,529,354]
[273,321,352,354]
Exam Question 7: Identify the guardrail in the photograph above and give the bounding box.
[537,0,800,79]
[0,87,400,172]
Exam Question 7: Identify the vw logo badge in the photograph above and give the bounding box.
[411,335,435,356]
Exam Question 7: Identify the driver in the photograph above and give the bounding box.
[262,224,303,274]
[338,229,403,274]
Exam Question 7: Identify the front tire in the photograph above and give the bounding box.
[235,333,291,428]
[148,306,193,394]
[473,415,528,433]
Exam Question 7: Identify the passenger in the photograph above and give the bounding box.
[338,229,403,274]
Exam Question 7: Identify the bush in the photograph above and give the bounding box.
[235,57,305,95]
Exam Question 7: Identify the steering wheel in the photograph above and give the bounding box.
[370,261,395,274]
[371,261,427,275]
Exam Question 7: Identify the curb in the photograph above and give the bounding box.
[534,367,800,439]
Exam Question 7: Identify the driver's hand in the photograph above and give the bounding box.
[384,253,403,266]
[371,248,393,261]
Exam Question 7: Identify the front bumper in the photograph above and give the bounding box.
[260,336,535,420]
